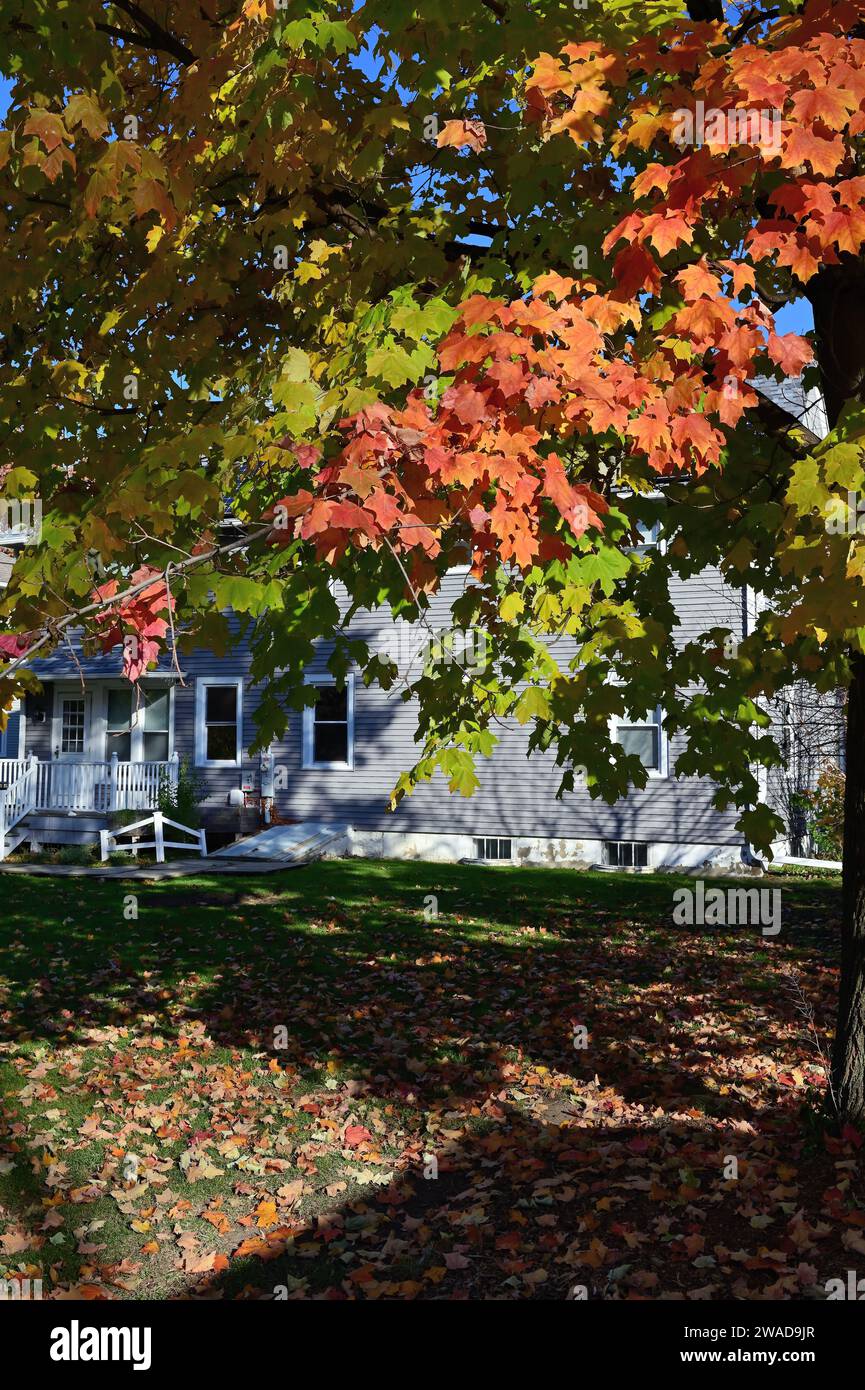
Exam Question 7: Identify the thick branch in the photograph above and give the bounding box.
[685,0,724,20]
[1,524,271,681]
[101,1,197,65]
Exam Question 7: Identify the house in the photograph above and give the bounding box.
[0,380,836,866]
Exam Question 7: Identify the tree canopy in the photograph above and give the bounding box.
[0,0,861,859]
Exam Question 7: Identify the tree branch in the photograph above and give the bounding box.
[102,1,197,66]
[1,523,271,681]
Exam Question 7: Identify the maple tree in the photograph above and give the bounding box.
[4,0,865,1124]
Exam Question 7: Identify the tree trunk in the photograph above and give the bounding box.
[808,261,865,1122]
[830,650,865,1120]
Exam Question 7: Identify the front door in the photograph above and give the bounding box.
[49,686,94,810]
[53,687,91,763]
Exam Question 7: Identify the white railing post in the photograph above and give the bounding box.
[153,810,165,863]
[109,752,119,813]
[170,751,180,789]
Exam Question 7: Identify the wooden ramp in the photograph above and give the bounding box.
[210,821,349,863]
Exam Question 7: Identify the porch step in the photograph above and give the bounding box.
[210,821,349,863]
[24,813,108,834]
[12,813,107,850]
[0,829,27,856]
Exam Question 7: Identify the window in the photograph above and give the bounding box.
[61,697,86,755]
[475,837,512,861]
[606,841,648,868]
[195,679,242,766]
[612,706,666,776]
[0,700,22,759]
[142,688,170,762]
[302,677,354,769]
[104,685,172,763]
[631,518,661,553]
[106,689,132,761]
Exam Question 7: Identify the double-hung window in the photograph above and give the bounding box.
[302,676,354,769]
[106,685,172,762]
[195,679,243,767]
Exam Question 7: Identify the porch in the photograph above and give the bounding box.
[0,753,178,859]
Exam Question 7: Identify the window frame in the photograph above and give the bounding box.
[610,705,668,779]
[605,840,649,869]
[302,674,355,771]
[615,488,666,557]
[475,836,513,862]
[0,698,24,761]
[631,517,663,555]
[195,677,243,768]
[99,681,175,764]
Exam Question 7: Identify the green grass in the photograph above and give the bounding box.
[0,859,853,1301]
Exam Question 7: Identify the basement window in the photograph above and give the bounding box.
[475,837,512,862]
[605,840,649,869]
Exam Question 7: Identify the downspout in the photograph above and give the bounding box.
[741,580,769,869]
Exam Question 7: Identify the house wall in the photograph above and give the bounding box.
[21,564,749,859]
[269,566,745,848]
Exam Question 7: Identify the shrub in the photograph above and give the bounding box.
[55,844,96,866]
[157,756,205,828]
[801,764,845,861]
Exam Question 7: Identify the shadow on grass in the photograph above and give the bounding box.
[0,859,846,1299]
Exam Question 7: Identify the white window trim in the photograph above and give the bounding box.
[615,488,666,556]
[610,706,668,779]
[97,681,175,763]
[631,518,665,556]
[475,836,513,862]
[1,698,25,760]
[302,674,354,771]
[195,677,243,768]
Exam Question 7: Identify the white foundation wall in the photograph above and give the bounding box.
[339,828,749,871]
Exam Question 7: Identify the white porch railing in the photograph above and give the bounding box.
[0,753,179,857]
[33,754,178,813]
[0,755,39,860]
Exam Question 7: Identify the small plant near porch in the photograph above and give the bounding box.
[157,756,205,830]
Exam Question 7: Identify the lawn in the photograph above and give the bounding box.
[0,859,860,1301]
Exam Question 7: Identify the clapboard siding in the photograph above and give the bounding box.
[21,563,749,848]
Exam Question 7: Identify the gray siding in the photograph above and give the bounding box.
[21,565,748,848]
[277,567,744,845]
